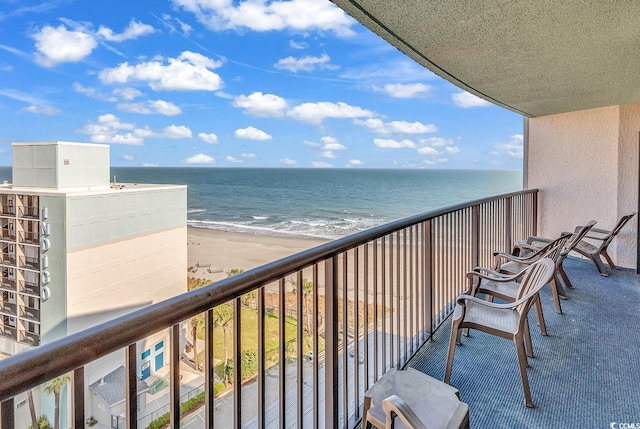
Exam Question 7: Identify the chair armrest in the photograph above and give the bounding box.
[456,294,523,310]
[382,395,429,429]
[584,228,611,240]
[467,267,521,282]
[493,251,533,264]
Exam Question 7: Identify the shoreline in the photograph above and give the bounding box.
[187,226,330,284]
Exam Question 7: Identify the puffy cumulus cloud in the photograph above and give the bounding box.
[32,24,97,67]
[226,155,243,163]
[233,92,288,117]
[198,132,219,144]
[274,53,336,73]
[163,124,192,139]
[235,126,272,141]
[280,157,297,165]
[289,40,307,49]
[416,146,438,155]
[183,153,215,164]
[452,91,492,108]
[347,159,363,167]
[416,137,461,157]
[123,154,134,161]
[355,118,437,135]
[241,153,256,159]
[117,100,182,116]
[312,161,332,168]
[288,101,375,124]
[77,114,192,144]
[321,136,346,151]
[373,138,416,149]
[113,87,143,100]
[320,151,337,159]
[22,104,61,115]
[99,51,223,91]
[76,113,144,145]
[374,83,433,98]
[420,137,453,147]
[493,134,523,158]
[302,140,321,147]
[445,146,461,154]
[171,0,354,36]
[97,19,155,42]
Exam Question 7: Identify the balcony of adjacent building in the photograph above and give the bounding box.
[0,301,16,318]
[0,278,16,293]
[0,227,16,242]
[17,206,38,220]
[19,280,39,297]
[18,256,39,271]
[17,231,39,246]
[18,330,39,347]
[0,324,16,341]
[18,306,39,323]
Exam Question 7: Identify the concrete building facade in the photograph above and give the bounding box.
[0,142,187,428]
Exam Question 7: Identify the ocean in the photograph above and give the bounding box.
[0,167,522,240]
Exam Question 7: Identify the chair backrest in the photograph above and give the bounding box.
[515,258,556,314]
[600,212,637,248]
[561,220,597,257]
[537,232,572,263]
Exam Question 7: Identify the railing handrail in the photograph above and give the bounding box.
[0,189,536,402]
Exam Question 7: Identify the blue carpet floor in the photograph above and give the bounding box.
[406,257,640,429]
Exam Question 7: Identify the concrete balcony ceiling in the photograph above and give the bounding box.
[331,0,640,117]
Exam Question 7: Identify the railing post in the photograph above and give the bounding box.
[533,190,538,236]
[205,308,215,428]
[471,205,479,269]
[72,367,85,429]
[424,220,433,337]
[125,345,137,429]
[505,196,513,253]
[324,257,338,428]
[1,399,14,429]
[170,324,180,429]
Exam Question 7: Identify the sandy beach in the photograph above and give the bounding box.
[187,226,330,284]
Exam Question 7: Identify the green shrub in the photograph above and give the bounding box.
[148,392,208,429]
[226,349,258,381]
[214,382,225,396]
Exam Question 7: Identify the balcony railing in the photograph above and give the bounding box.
[0,326,16,340]
[0,189,537,429]
[19,331,40,346]
[19,257,39,270]
[19,307,39,322]
[17,207,39,219]
[0,279,16,292]
[0,207,15,216]
[20,282,39,296]
[0,302,16,317]
[0,229,16,241]
[18,231,39,245]
[0,253,15,266]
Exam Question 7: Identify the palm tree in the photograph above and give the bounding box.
[213,303,234,385]
[291,278,314,333]
[43,374,70,429]
[191,312,205,371]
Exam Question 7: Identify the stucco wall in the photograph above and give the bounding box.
[526,105,639,269]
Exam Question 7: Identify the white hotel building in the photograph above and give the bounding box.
[0,142,187,427]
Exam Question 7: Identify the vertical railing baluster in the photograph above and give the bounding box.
[312,264,319,429]
[72,366,85,429]
[279,278,286,429]
[1,398,14,429]
[506,196,513,252]
[205,308,215,429]
[170,324,180,429]
[342,252,348,427]
[381,237,386,376]
[373,240,379,382]
[125,344,137,429]
[297,271,303,429]
[403,228,408,362]
[396,231,401,367]
[353,246,360,418]
[324,257,338,428]
[234,297,242,428]
[363,243,370,392]
[388,233,394,370]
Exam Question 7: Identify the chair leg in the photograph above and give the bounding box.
[444,317,462,384]
[558,264,573,289]
[514,335,534,408]
[534,296,547,336]
[601,249,616,270]
[550,276,563,314]
[524,319,534,359]
[590,253,609,276]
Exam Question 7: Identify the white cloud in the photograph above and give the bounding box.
[321,136,346,151]
[142,163,159,167]
[280,157,297,165]
[198,132,219,144]
[420,137,453,147]
[312,161,332,168]
[445,146,461,154]
[373,138,416,149]
[452,91,492,108]
[233,92,288,117]
[416,146,438,155]
[171,0,355,36]
[274,53,336,73]
[163,124,192,139]
[123,154,134,161]
[99,51,223,91]
[320,151,337,159]
[183,153,215,164]
[72,82,117,102]
[97,20,155,42]
[31,24,97,67]
[22,104,61,115]
[117,100,182,116]
[494,134,524,158]
[226,155,243,163]
[303,140,320,147]
[289,40,307,49]
[235,126,272,141]
[347,159,362,166]
[355,118,437,135]
[77,113,144,145]
[113,87,143,100]
[288,101,376,124]
[241,153,256,159]
[375,83,433,98]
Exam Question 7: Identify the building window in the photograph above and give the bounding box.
[141,349,151,360]
[155,341,164,351]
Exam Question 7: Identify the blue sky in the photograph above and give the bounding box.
[0,0,523,169]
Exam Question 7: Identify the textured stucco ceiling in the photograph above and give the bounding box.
[331,0,640,117]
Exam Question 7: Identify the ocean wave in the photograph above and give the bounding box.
[187,209,206,214]
[252,215,269,220]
